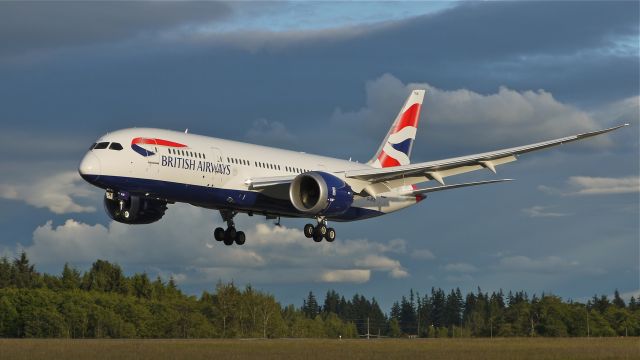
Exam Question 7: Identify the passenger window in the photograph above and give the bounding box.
[94,142,109,150]
[109,142,123,151]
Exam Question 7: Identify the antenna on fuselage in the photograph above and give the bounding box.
[184,128,189,134]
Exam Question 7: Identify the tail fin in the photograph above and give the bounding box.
[368,89,425,168]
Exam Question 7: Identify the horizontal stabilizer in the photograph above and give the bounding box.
[402,179,513,196]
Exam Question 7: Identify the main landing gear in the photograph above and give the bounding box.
[214,210,246,246]
[304,218,336,243]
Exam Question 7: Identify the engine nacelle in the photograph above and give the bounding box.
[289,172,354,216]
[103,193,167,224]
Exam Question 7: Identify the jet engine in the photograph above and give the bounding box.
[103,192,167,224]
[289,172,354,216]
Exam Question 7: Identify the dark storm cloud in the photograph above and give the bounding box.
[0,1,232,57]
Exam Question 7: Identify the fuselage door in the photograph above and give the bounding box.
[146,138,160,175]
[210,147,224,187]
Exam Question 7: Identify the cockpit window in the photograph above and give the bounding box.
[109,142,123,151]
[89,143,97,150]
[93,142,109,149]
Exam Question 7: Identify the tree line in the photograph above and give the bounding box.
[0,252,637,338]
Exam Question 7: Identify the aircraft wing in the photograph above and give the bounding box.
[244,175,296,190]
[344,124,628,195]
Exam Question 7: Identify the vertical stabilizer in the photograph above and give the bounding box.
[368,89,425,168]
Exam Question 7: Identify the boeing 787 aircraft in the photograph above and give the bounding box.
[78,90,627,245]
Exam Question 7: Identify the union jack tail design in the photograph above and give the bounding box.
[368,89,425,168]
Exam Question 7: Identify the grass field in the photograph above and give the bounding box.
[0,338,638,360]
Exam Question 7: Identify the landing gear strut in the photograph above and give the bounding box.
[214,210,246,246]
[303,217,336,242]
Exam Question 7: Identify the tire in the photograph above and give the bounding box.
[303,224,315,238]
[313,231,323,243]
[325,228,336,242]
[123,210,131,219]
[317,224,327,236]
[235,231,246,245]
[225,227,237,240]
[214,227,225,241]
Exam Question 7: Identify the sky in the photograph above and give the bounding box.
[0,1,638,310]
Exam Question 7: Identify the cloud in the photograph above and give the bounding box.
[330,73,612,159]
[410,249,436,260]
[14,204,409,285]
[496,255,581,274]
[616,289,640,302]
[567,176,640,195]
[354,255,408,278]
[0,2,232,57]
[0,171,98,214]
[244,118,299,148]
[320,270,370,283]
[540,176,640,196]
[522,206,572,218]
[444,262,478,273]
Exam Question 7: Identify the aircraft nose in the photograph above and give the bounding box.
[78,152,101,183]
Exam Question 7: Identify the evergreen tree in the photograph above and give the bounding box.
[612,290,626,308]
[12,251,39,288]
[399,295,417,334]
[323,290,340,315]
[302,291,319,318]
[61,263,81,290]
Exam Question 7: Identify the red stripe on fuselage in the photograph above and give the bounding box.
[131,137,187,148]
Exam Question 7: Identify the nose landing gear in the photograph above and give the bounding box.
[303,218,336,242]
[214,210,246,246]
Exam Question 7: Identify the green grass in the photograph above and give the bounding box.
[0,338,638,360]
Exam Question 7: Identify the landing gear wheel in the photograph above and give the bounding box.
[226,227,237,240]
[312,231,324,242]
[325,228,336,242]
[123,210,131,220]
[304,224,315,238]
[235,231,246,245]
[214,227,225,242]
[317,224,327,236]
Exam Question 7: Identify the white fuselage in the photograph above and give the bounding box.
[78,128,422,222]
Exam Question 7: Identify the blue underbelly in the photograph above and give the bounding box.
[91,175,383,222]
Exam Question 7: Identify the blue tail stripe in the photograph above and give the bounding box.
[390,138,412,155]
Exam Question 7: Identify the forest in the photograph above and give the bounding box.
[0,252,638,338]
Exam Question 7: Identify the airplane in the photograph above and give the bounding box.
[78,90,628,246]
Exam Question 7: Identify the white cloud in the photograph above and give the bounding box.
[567,176,640,195]
[331,74,613,157]
[354,254,408,278]
[320,269,370,283]
[14,203,409,285]
[540,176,640,196]
[496,255,581,274]
[0,171,98,214]
[522,205,571,218]
[410,248,435,260]
[444,262,478,273]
